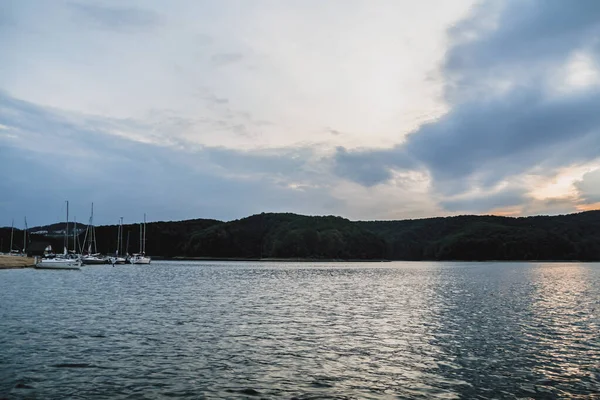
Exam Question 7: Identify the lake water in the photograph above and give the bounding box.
[0,261,599,399]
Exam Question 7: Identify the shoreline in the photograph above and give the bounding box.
[0,255,36,269]
[156,257,598,263]
[1,255,596,269]
[162,256,391,262]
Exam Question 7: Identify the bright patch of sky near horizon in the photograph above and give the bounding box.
[1,0,600,225]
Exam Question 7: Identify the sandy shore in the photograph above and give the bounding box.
[0,255,36,269]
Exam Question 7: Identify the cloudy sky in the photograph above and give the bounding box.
[1,0,600,226]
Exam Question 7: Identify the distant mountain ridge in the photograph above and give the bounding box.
[2,211,599,261]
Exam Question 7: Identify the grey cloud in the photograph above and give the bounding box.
[202,104,275,139]
[522,197,581,216]
[333,147,415,187]
[196,34,213,46]
[206,147,314,177]
[255,120,273,127]
[407,88,600,194]
[0,92,339,225]
[445,0,600,100]
[194,88,274,133]
[208,95,229,105]
[1,141,340,226]
[440,187,527,213]
[333,0,600,208]
[230,123,254,138]
[575,169,600,204]
[212,53,244,66]
[69,2,162,32]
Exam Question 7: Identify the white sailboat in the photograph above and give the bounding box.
[36,201,81,270]
[82,203,108,265]
[7,219,21,256]
[36,253,81,269]
[23,217,28,255]
[131,213,151,264]
[82,254,106,265]
[110,217,127,264]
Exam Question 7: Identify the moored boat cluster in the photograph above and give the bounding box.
[34,202,151,270]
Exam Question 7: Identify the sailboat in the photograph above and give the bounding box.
[81,203,108,265]
[110,217,127,264]
[6,218,25,256]
[36,201,81,270]
[23,217,28,256]
[130,213,151,264]
[8,219,17,256]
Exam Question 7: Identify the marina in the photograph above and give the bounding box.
[34,201,82,270]
[0,201,151,269]
[2,201,152,269]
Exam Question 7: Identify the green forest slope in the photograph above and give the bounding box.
[3,210,599,261]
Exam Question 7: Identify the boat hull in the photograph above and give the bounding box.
[81,257,108,265]
[131,255,151,264]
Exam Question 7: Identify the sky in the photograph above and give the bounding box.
[1,0,600,226]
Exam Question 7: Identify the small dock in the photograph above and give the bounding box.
[0,255,36,269]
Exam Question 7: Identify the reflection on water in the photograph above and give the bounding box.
[0,261,598,399]
[527,264,600,396]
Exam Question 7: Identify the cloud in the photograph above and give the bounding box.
[333,146,416,187]
[523,197,582,216]
[0,90,447,225]
[440,186,527,213]
[332,0,600,212]
[206,147,314,178]
[4,0,599,221]
[68,2,162,32]
[575,169,600,204]
[211,53,244,66]
[0,91,341,225]
[330,170,441,221]
[0,1,474,151]
[206,94,229,105]
[446,1,600,74]
[407,88,600,194]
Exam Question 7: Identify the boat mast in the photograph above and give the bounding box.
[143,213,147,255]
[83,204,90,254]
[23,217,28,253]
[139,221,143,254]
[92,203,97,254]
[65,200,69,255]
[115,219,120,256]
[73,217,77,253]
[10,219,14,252]
[120,217,124,256]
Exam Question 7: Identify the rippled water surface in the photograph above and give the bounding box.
[1,261,599,399]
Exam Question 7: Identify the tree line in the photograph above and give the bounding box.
[3,210,599,261]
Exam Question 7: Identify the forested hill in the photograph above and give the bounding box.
[3,211,600,261]
[357,211,600,261]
